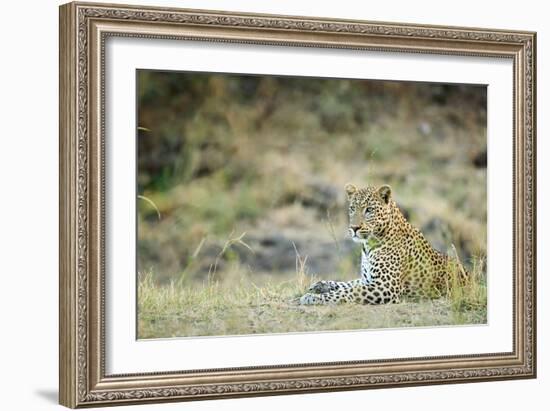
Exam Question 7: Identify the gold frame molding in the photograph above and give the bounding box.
[59,1,537,408]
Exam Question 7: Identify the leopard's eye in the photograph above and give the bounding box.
[364,206,373,215]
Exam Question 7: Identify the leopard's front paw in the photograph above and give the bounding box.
[308,280,331,294]
[299,293,320,305]
[300,293,323,305]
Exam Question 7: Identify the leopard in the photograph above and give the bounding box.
[299,183,467,305]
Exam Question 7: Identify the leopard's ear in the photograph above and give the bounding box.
[344,183,358,200]
[378,185,392,204]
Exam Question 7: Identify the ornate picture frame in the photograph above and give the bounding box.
[59,1,536,408]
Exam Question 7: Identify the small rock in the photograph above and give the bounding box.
[422,217,451,255]
[472,150,487,168]
[299,180,340,211]
[418,121,432,136]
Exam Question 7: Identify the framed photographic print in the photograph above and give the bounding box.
[59,1,537,408]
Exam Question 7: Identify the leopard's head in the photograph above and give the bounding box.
[345,183,393,243]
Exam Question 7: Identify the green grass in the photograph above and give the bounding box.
[137,256,487,339]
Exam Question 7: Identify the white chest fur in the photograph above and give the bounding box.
[360,248,373,283]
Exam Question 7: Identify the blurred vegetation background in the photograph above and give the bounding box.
[137,70,487,289]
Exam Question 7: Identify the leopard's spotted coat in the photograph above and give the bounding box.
[299,184,467,305]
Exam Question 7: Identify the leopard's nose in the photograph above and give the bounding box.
[349,225,361,235]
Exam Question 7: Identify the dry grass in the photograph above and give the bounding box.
[137,250,486,339]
